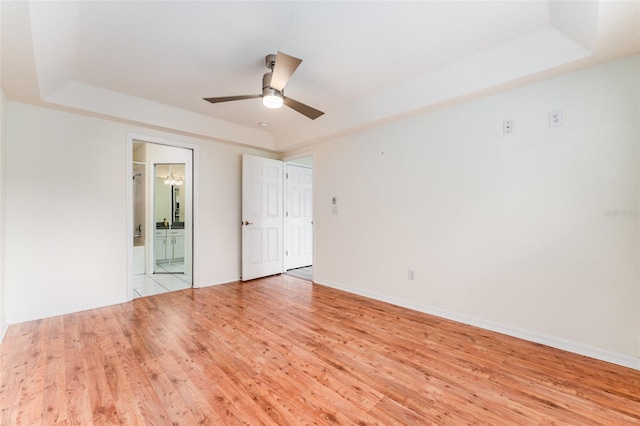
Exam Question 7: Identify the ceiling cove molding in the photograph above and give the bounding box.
[274,26,593,151]
[18,0,638,152]
[28,0,80,99]
[45,81,275,150]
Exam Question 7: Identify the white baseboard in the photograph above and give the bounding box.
[5,296,130,325]
[314,277,640,371]
[0,318,7,342]
[7,278,242,324]
[193,276,241,288]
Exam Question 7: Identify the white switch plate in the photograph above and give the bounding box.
[503,120,513,135]
[408,268,416,280]
[331,205,338,215]
[549,110,563,127]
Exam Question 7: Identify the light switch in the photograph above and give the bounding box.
[549,110,563,127]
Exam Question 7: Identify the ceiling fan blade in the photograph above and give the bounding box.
[270,51,302,92]
[203,94,261,104]
[283,97,324,120]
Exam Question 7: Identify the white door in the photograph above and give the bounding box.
[285,164,313,270]
[242,155,284,281]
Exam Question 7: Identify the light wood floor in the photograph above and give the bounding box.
[1,275,639,425]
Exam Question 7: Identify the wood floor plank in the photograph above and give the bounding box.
[139,355,201,425]
[1,275,640,424]
[0,322,35,424]
[60,313,94,425]
[15,319,49,424]
[77,310,123,424]
[108,304,193,425]
[41,316,67,424]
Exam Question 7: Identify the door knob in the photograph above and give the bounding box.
[242,221,254,226]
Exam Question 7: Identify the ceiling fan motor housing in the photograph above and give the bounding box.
[262,72,282,97]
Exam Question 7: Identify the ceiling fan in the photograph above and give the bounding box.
[203,51,324,120]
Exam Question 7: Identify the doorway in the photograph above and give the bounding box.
[284,155,313,281]
[129,139,194,298]
[239,153,314,282]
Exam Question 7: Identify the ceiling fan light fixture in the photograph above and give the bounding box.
[204,52,324,119]
[263,92,283,109]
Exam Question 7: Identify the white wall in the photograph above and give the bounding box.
[0,88,7,341]
[4,102,274,322]
[307,55,640,368]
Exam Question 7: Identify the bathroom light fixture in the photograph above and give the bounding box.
[164,173,183,186]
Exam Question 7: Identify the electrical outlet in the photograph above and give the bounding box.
[549,110,563,127]
[503,120,513,135]
[408,269,416,281]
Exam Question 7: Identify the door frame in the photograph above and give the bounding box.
[281,151,315,280]
[126,133,200,301]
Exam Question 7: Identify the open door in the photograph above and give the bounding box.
[285,164,313,270]
[241,155,284,281]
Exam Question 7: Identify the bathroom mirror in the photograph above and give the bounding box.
[154,163,186,273]
[155,164,185,227]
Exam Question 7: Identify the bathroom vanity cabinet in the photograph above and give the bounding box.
[154,228,185,261]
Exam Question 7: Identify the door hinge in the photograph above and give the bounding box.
[286,211,289,217]
[286,172,288,179]
[286,250,288,256]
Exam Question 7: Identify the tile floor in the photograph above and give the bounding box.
[154,261,186,273]
[133,272,192,298]
[285,266,313,281]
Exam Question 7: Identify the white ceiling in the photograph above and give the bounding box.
[2,1,639,152]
